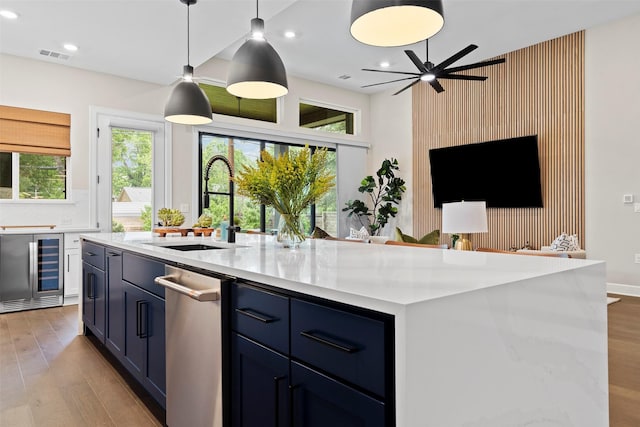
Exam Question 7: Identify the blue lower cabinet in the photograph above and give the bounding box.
[290,362,385,427]
[105,250,124,357]
[82,261,106,342]
[122,281,166,408]
[232,333,289,427]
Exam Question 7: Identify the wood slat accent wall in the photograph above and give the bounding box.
[412,32,584,250]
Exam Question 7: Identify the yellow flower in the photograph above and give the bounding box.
[235,146,335,217]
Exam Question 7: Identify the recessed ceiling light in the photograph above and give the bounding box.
[0,10,18,19]
[284,30,296,39]
[63,44,78,52]
[379,61,390,68]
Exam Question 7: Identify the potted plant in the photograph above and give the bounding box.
[343,158,406,237]
[235,147,334,248]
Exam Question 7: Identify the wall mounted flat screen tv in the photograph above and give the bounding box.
[429,135,543,208]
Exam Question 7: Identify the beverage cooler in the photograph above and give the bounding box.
[0,233,64,313]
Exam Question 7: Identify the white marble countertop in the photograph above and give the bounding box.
[81,232,602,314]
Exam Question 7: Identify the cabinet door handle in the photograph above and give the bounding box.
[136,300,148,338]
[289,384,300,427]
[86,272,95,299]
[299,330,359,353]
[235,307,278,323]
[67,254,70,273]
[91,273,97,299]
[273,376,286,427]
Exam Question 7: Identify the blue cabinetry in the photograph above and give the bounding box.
[82,241,106,341]
[105,249,124,356]
[230,281,393,427]
[81,240,166,409]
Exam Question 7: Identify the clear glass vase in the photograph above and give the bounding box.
[276,213,306,249]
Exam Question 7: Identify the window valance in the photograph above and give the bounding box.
[0,105,71,156]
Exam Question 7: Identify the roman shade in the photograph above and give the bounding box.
[0,105,71,156]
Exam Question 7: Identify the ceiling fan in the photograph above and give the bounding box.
[362,40,506,95]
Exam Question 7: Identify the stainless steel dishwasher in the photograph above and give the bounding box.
[155,266,230,427]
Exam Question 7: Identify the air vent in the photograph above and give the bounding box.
[39,49,70,60]
[338,74,351,80]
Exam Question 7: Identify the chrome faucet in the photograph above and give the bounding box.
[203,155,239,243]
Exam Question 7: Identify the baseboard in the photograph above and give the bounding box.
[607,282,640,298]
[63,295,79,306]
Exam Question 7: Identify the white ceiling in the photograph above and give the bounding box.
[2,0,640,94]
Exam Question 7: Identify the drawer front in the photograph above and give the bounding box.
[81,240,105,270]
[64,233,81,249]
[231,282,289,354]
[291,299,386,397]
[122,253,165,298]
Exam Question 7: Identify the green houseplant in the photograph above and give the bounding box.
[343,158,406,237]
[235,147,335,247]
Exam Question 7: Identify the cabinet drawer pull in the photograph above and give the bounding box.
[300,330,359,353]
[107,252,121,257]
[84,251,96,257]
[235,307,278,323]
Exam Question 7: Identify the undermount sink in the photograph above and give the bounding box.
[160,244,225,252]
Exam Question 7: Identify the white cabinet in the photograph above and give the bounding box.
[64,233,81,302]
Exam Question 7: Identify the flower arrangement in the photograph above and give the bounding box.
[235,147,335,246]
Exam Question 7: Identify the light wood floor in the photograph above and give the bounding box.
[1,297,638,426]
[0,305,162,427]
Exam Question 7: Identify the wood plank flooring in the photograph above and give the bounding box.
[0,305,162,427]
[608,294,640,427]
[1,297,638,426]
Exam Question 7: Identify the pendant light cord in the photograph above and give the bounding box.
[426,38,429,62]
[186,2,191,66]
[256,0,259,18]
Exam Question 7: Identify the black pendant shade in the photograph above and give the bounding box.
[164,0,212,125]
[226,9,288,99]
[350,0,444,47]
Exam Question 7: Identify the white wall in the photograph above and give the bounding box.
[586,13,640,290]
[369,87,413,235]
[0,54,170,228]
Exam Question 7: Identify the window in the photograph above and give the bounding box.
[0,105,70,201]
[0,152,67,200]
[199,133,337,236]
[199,83,278,123]
[299,102,355,135]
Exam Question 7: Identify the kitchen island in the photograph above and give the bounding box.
[81,232,608,427]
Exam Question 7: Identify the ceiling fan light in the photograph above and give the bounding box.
[420,73,435,82]
[350,0,444,47]
[227,38,288,99]
[164,80,213,125]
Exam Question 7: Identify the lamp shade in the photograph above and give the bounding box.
[350,0,444,47]
[226,38,288,99]
[441,201,488,234]
[164,79,213,125]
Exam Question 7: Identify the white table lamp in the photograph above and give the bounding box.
[442,201,488,250]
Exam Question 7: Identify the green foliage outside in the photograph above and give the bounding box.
[18,154,66,199]
[111,128,152,200]
[141,205,152,231]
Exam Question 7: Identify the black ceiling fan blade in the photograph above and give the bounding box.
[361,76,418,88]
[438,74,488,81]
[429,79,445,93]
[443,58,506,74]
[393,79,421,96]
[404,50,428,73]
[362,68,421,76]
[432,44,478,72]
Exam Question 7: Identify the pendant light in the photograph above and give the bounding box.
[226,0,288,99]
[350,0,445,47]
[164,0,212,125]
